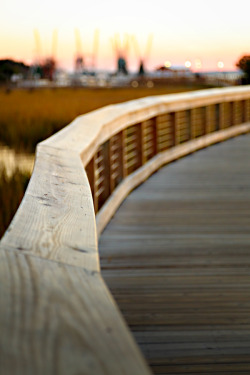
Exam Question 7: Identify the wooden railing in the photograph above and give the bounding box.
[1,86,250,374]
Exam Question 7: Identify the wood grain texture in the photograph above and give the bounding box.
[2,87,250,374]
[0,248,151,375]
[99,134,250,374]
[1,145,98,271]
[0,144,152,373]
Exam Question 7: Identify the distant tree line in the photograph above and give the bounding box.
[0,59,30,83]
[236,55,250,84]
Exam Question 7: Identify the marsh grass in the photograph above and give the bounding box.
[0,84,212,153]
[0,167,30,238]
[0,83,214,237]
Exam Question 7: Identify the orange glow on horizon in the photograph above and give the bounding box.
[1,0,248,73]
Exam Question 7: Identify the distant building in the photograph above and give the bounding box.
[200,70,243,85]
[155,65,192,77]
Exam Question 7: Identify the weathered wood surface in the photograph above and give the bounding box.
[1,87,250,374]
[1,146,98,270]
[0,248,151,375]
[99,134,250,374]
[0,147,151,375]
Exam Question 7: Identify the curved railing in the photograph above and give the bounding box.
[1,86,250,374]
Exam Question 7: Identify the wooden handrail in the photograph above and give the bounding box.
[1,86,250,374]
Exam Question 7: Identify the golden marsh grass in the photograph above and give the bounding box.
[0,84,213,153]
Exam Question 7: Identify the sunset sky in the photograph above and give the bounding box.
[0,0,249,72]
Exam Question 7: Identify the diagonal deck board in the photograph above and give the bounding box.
[99,134,250,374]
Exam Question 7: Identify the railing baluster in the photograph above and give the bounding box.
[156,112,175,152]
[85,156,98,212]
[246,99,250,121]
[215,103,221,131]
[192,107,206,138]
[110,131,123,193]
[234,101,242,125]
[176,110,191,144]
[241,100,246,123]
[96,141,111,211]
[187,109,192,141]
[223,101,234,129]
[141,118,157,164]
[124,124,142,176]
[207,105,216,133]
[191,108,195,139]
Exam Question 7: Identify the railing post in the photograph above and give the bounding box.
[234,101,242,125]
[187,109,192,141]
[85,156,98,213]
[223,101,234,129]
[202,106,207,136]
[215,103,221,131]
[124,124,142,177]
[191,107,206,138]
[205,105,210,134]
[86,142,111,213]
[246,99,250,121]
[206,105,216,133]
[176,110,191,144]
[110,132,124,193]
[241,100,246,123]
[156,113,175,152]
[141,118,157,164]
[171,112,177,147]
[98,140,111,210]
[190,108,195,139]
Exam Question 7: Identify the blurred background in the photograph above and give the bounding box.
[1,0,250,236]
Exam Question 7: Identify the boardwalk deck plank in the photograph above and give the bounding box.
[99,134,250,374]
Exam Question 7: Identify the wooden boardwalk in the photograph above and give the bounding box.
[99,134,250,375]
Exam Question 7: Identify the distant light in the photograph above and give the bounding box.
[131,80,139,88]
[217,61,224,69]
[147,80,154,88]
[185,60,192,68]
[164,61,171,68]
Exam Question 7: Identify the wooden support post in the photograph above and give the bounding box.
[85,156,98,213]
[234,101,242,125]
[171,112,176,147]
[110,132,124,193]
[124,124,142,177]
[176,111,190,144]
[201,106,207,136]
[190,108,196,139]
[206,105,216,133]
[94,141,111,212]
[205,106,211,134]
[187,109,192,140]
[241,100,246,123]
[215,103,221,131]
[141,118,157,164]
[246,99,250,121]
[221,102,231,129]
[122,129,127,178]
[137,123,143,169]
[191,107,206,138]
[156,113,175,152]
